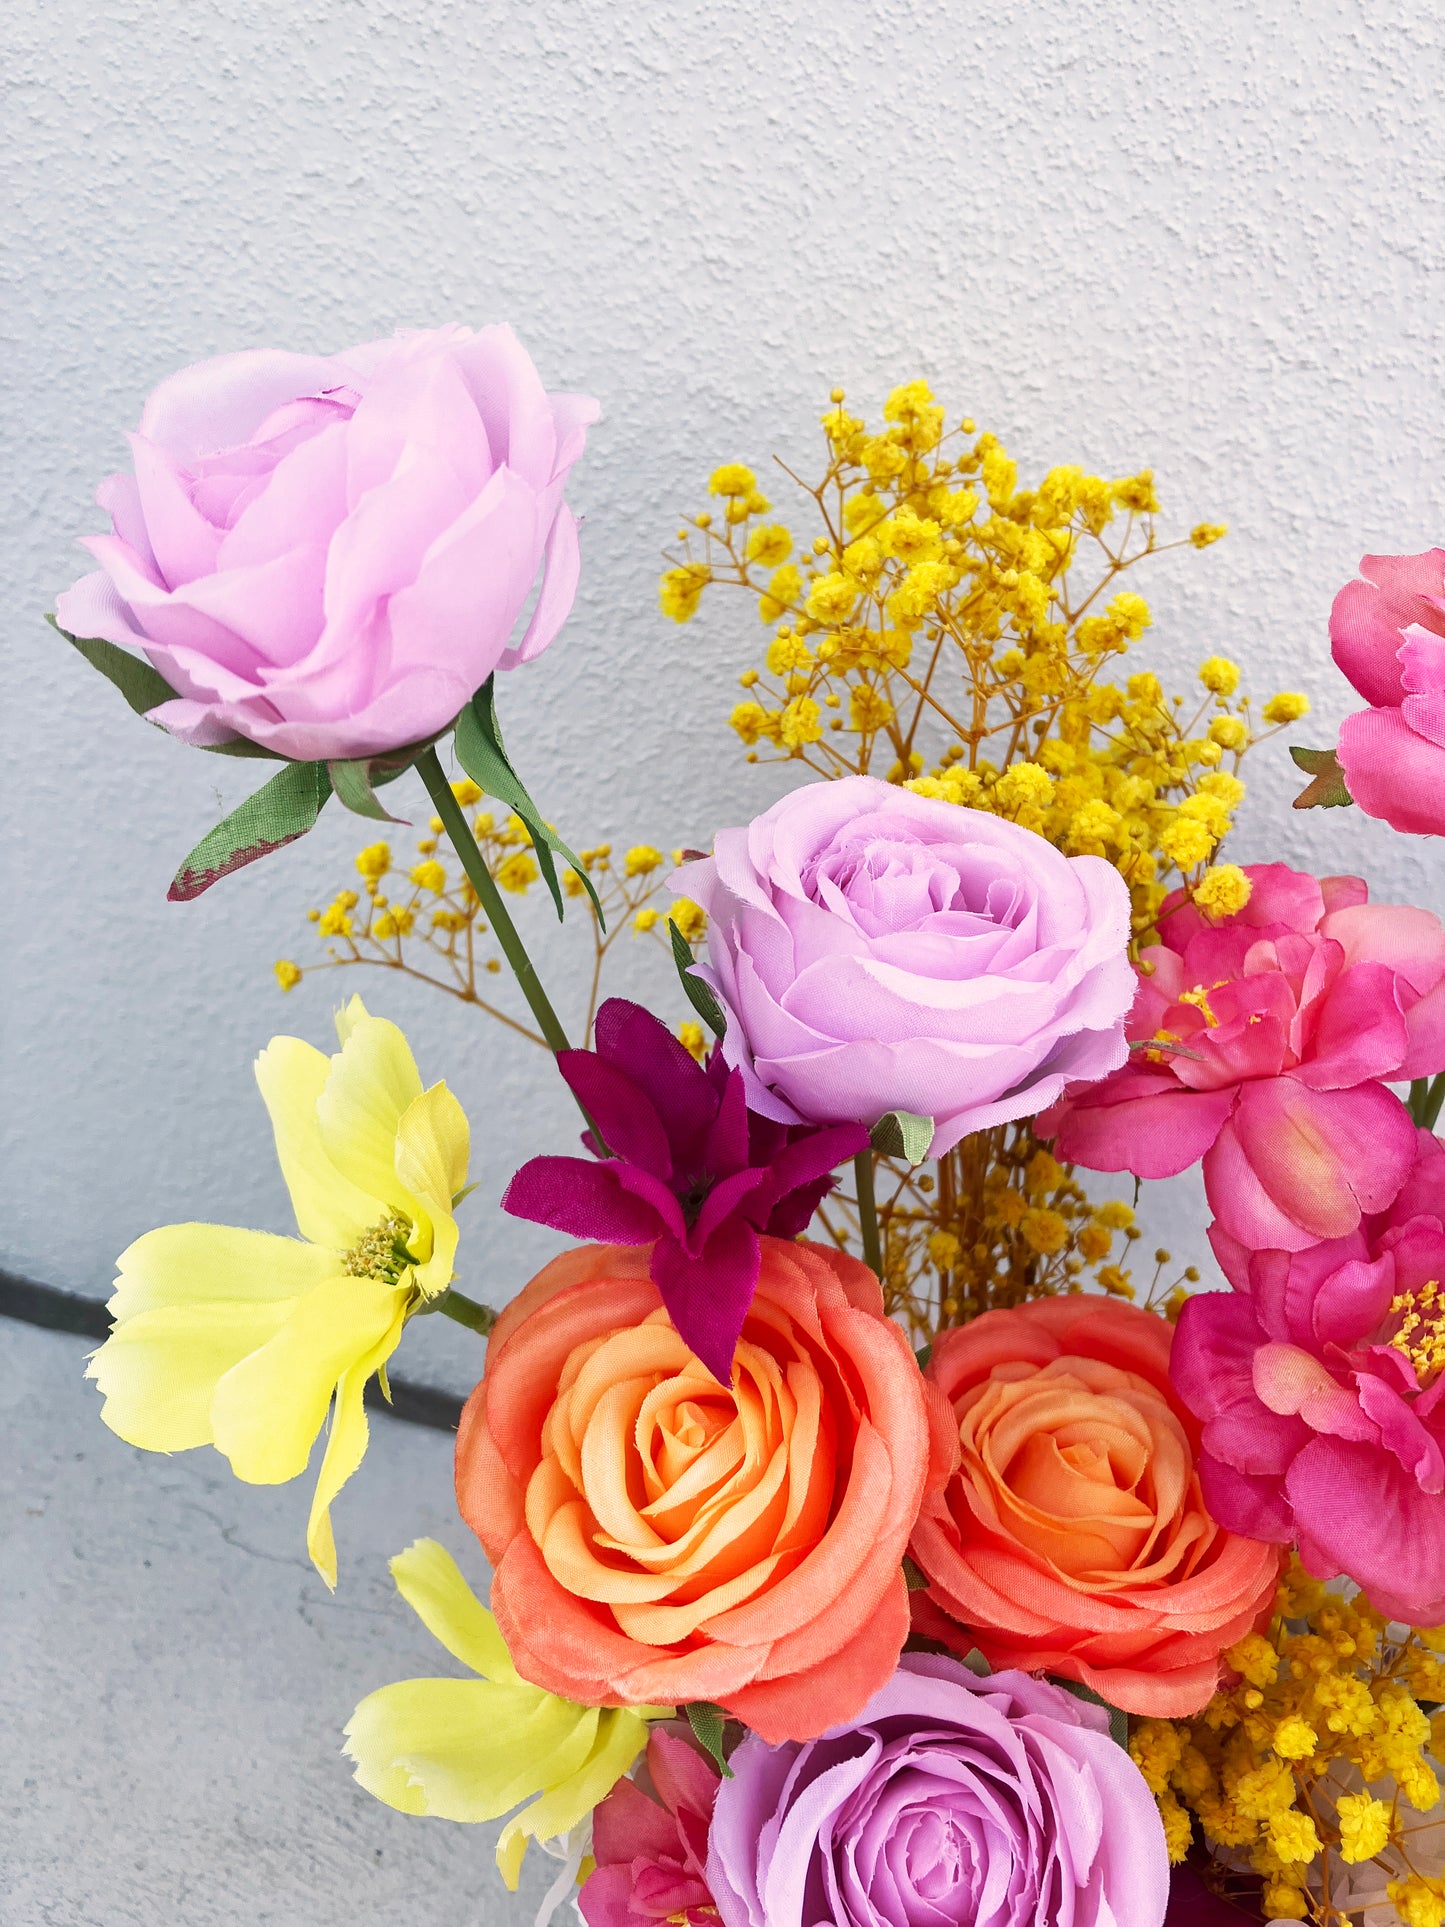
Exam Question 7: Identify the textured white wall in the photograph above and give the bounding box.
[5,0,1445,1402]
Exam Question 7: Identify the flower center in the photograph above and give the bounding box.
[1388,1279,1445,1387]
[342,1211,415,1285]
[1178,984,1221,1026]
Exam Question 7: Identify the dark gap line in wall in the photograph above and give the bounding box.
[0,1269,465,1433]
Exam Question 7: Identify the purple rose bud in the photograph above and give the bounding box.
[671,775,1135,1158]
[705,1653,1169,1927]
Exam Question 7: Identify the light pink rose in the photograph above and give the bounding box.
[1330,549,1445,835]
[671,775,1135,1158]
[1039,864,1445,1250]
[55,325,599,762]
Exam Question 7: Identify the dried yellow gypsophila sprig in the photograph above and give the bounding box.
[274,779,694,1050]
[1134,1559,1445,1926]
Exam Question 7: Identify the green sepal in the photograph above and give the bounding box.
[670,919,727,1038]
[870,1111,935,1164]
[1289,744,1353,810]
[168,761,332,901]
[1053,1676,1129,1748]
[902,1554,930,1593]
[959,1647,992,1677]
[328,756,409,823]
[683,1701,734,1778]
[49,616,283,758]
[453,677,603,926]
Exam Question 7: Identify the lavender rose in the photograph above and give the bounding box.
[705,1653,1168,1927]
[673,775,1134,1156]
[56,324,598,762]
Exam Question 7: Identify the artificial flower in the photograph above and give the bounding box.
[88,995,466,1585]
[909,1296,1280,1716]
[672,773,1134,1157]
[455,1238,956,1745]
[705,1652,1169,1927]
[502,996,866,1382]
[578,1723,722,1927]
[56,324,599,761]
[344,1537,666,1887]
[1173,1127,1445,1623]
[1039,864,1445,1250]
[1329,549,1445,835]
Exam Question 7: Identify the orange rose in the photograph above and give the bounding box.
[456,1238,955,1745]
[909,1297,1280,1717]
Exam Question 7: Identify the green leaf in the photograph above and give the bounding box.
[453,677,603,926]
[168,762,331,901]
[870,1111,935,1164]
[684,1701,734,1778]
[902,1554,930,1593]
[1289,744,1353,810]
[1053,1676,1129,1749]
[959,1647,992,1677]
[49,616,284,758]
[669,918,727,1038]
[328,757,409,823]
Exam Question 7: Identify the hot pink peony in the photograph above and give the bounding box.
[1331,550,1445,835]
[578,1725,722,1927]
[1172,1128,1445,1624]
[55,325,598,762]
[672,775,1135,1158]
[1038,864,1445,1251]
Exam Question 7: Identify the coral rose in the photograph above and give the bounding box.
[672,774,1134,1158]
[55,324,598,762]
[1039,864,1445,1251]
[456,1238,955,1745]
[1330,549,1445,835]
[1173,1128,1445,1624]
[909,1296,1280,1717]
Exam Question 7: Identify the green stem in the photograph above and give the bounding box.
[1411,1078,1430,1126]
[855,1148,882,1279]
[1423,1072,1445,1134]
[416,747,572,1055]
[434,1287,497,1337]
[435,1294,497,1341]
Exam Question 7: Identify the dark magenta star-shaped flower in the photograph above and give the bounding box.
[502,998,868,1383]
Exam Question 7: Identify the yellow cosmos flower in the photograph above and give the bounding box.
[344,1539,667,1887]
[88,996,468,1587]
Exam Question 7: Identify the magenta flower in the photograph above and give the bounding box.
[1038,864,1445,1250]
[55,324,598,762]
[1330,549,1445,835]
[704,1652,1168,1927]
[1172,1127,1445,1625]
[501,999,867,1382]
[578,1725,721,1927]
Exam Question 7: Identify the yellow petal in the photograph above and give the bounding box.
[334,993,370,1047]
[314,1012,425,1216]
[305,1311,404,1590]
[89,1300,293,1452]
[343,1678,596,1823]
[255,1036,380,1247]
[496,1707,653,1889]
[210,1273,405,1486]
[109,1223,333,1320]
[388,1539,515,1680]
[394,1083,469,1297]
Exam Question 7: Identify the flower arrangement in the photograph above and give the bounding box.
[53,326,1445,1927]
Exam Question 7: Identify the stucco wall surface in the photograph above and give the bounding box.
[3,0,1445,1918]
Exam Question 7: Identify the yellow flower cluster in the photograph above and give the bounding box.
[813,1124,1197,1341]
[276,780,691,1048]
[661,381,1310,942]
[1135,1560,1445,1925]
